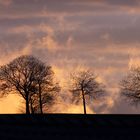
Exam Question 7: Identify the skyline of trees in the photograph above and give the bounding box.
[0,55,140,113]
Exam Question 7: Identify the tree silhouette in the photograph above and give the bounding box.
[70,70,105,114]
[30,80,60,114]
[27,60,60,114]
[0,55,60,114]
[120,66,140,106]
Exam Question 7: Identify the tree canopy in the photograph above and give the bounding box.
[70,69,105,114]
[0,55,60,114]
[120,66,140,106]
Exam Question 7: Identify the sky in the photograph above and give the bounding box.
[1,0,140,113]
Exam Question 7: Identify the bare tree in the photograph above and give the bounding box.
[70,70,105,114]
[0,55,60,114]
[120,66,140,106]
[26,59,61,114]
[31,80,61,114]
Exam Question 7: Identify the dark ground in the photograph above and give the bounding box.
[0,114,140,140]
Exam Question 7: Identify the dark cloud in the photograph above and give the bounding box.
[1,0,140,20]
[106,0,139,6]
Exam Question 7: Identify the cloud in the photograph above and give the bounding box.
[1,0,139,20]
[0,0,12,6]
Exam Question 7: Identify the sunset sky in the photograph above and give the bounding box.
[1,0,140,113]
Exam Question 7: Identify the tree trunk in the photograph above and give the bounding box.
[30,98,34,114]
[82,90,86,114]
[39,83,43,114]
[26,94,30,114]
